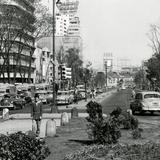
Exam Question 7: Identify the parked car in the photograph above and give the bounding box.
[35,90,48,104]
[56,91,74,105]
[130,91,160,115]
[78,89,86,99]
[0,94,25,110]
[96,88,103,94]
[46,91,53,104]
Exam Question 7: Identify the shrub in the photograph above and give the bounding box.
[132,128,142,139]
[64,142,160,160]
[119,110,139,130]
[0,131,50,160]
[86,101,121,144]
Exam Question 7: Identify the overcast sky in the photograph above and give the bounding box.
[43,0,160,69]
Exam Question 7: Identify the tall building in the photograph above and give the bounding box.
[0,0,36,83]
[55,13,70,36]
[34,43,59,84]
[55,0,80,37]
[67,16,80,36]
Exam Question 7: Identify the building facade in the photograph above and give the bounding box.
[55,13,70,36]
[34,43,59,84]
[67,16,80,36]
[0,0,36,83]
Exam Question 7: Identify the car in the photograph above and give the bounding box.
[130,91,160,115]
[78,89,86,99]
[96,88,103,94]
[0,94,25,110]
[56,91,74,105]
[35,90,48,104]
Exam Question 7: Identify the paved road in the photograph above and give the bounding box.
[101,89,132,115]
[101,88,160,128]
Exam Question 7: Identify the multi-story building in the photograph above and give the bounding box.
[0,0,36,83]
[67,16,80,36]
[55,13,70,36]
[34,42,59,84]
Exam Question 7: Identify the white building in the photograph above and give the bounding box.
[67,16,80,36]
[55,13,70,36]
[34,43,59,84]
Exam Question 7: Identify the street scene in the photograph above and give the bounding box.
[0,0,160,160]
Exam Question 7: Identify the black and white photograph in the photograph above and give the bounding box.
[0,0,160,159]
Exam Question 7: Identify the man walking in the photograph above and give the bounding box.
[31,93,43,136]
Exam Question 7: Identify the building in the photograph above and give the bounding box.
[34,43,59,84]
[67,16,80,36]
[0,0,36,83]
[55,13,70,36]
[107,72,120,88]
[36,36,82,59]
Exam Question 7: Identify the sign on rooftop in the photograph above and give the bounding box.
[56,0,79,15]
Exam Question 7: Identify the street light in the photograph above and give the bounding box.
[51,0,60,113]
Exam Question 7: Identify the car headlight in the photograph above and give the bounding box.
[141,102,148,108]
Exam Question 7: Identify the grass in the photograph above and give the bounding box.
[44,115,160,160]
[45,118,90,160]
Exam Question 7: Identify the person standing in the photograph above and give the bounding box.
[131,88,136,99]
[31,93,43,135]
[74,87,78,104]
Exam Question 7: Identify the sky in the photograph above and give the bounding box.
[43,0,160,70]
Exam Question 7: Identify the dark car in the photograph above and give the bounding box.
[1,94,25,110]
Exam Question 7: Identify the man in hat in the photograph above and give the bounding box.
[31,93,43,135]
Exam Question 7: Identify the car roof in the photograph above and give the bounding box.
[137,91,160,95]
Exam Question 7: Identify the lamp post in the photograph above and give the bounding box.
[84,68,87,102]
[51,0,58,113]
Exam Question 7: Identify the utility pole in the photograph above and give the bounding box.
[105,61,108,88]
[51,0,57,113]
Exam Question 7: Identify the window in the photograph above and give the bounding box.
[135,93,142,100]
[42,51,45,56]
[144,94,160,99]
[50,73,53,76]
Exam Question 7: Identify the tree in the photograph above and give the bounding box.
[34,0,53,39]
[146,24,160,88]
[95,72,106,88]
[64,48,83,86]
[56,46,65,64]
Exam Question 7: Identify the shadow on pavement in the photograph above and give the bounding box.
[68,139,94,145]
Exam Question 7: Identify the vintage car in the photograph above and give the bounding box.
[78,89,86,99]
[56,91,74,105]
[130,91,160,115]
[35,90,48,104]
[0,94,25,110]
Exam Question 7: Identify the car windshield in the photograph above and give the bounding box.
[144,94,160,99]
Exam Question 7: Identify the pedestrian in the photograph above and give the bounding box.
[31,93,43,136]
[131,88,136,99]
[74,87,78,104]
[91,88,95,99]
